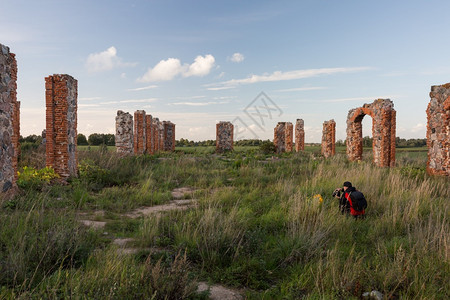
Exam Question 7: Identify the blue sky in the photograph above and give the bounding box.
[2,0,450,142]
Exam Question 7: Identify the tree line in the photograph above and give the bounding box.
[19,134,427,148]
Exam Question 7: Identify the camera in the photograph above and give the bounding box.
[332,188,343,197]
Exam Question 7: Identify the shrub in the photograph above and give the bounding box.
[260,141,276,154]
[17,166,59,190]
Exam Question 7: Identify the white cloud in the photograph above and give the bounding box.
[211,67,371,88]
[206,86,236,91]
[275,87,327,92]
[138,58,185,82]
[171,100,229,106]
[119,98,158,103]
[138,55,215,82]
[230,52,244,63]
[127,85,158,91]
[85,46,136,73]
[411,123,425,133]
[184,54,215,77]
[79,96,102,101]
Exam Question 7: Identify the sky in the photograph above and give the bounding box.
[1,0,450,142]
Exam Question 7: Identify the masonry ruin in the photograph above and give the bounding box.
[295,119,305,152]
[133,110,146,155]
[426,83,450,176]
[145,114,154,154]
[45,74,78,179]
[115,110,133,154]
[321,120,335,158]
[274,122,293,154]
[216,121,234,152]
[346,99,396,167]
[163,121,175,152]
[115,111,175,155]
[0,43,20,195]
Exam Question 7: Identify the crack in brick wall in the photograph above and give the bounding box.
[427,83,450,176]
[274,122,293,154]
[0,44,20,195]
[216,121,233,153]
[115,110,133,154]
[346,99,396,167]
[45,74,78,179]
[295,119,304,152]
[321,119,335,158]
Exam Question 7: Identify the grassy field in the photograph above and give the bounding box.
[1,145,447,299]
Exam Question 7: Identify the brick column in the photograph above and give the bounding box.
[285,122,293,152]
[0,44,20,194]
[115,110,133,154]
[163,121,175,152]
[274,122,286,154]
[427,83,450,176]
[295,119,305,152]
[158,120,164,151]
[321,119,335,158]
[216,121,234,153]
[133,110,146,154]
[152,118,159,154]
[145,114,153,154]
[45,74,78,179]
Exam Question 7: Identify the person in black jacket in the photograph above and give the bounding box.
[333,181,365,219]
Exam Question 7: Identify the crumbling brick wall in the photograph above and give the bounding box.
[163,121,175,152]
[216,121,234,152]
[152,118,159,154]
[0,43,20,194]
[295,119,305,152]
[285,122,293,152]
[346,99,396,167]
[274,122,293,154]
[158,120,164,151]
[45,74,78,179]
[145,114,153,154]
[321,119,336,158]
[426,83,450,176]
[274,122,286,154]
[115,110,133,154]
[133,110,146,155]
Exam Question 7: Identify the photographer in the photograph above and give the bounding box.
[333,181,366,219]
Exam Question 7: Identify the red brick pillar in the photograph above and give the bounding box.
[158,119,164,151]
[0,44,20,195]
[145,114,153,154]
[152,118,159,154]
[163,121,175,152]
[274,122,286,154]
[285,122,293,152]
[427,83,450,176]
[216,121,234,153]
[321,120,335,158]
[45,74,78,179]
[133,110,146,154]
[295,119,304,152]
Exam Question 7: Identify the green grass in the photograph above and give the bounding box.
[1,145,448,299]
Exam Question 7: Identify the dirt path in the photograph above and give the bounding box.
[197,282,243,300]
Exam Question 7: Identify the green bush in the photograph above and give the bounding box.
[16,166,59,190]
[259,141,276,154]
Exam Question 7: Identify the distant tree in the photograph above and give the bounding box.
[77,133,88,145]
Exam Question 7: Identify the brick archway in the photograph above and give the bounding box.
[346,99,396,167]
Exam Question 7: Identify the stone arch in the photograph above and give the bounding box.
[426,83,450,176]
[346,99,396,167]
